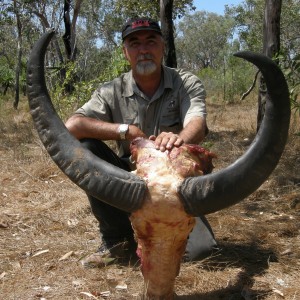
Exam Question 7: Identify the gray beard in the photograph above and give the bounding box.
[136,56,157,75]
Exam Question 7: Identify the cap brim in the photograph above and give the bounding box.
[122,28,162,40]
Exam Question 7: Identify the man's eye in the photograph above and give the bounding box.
[148,40,157,46]
[131,43,138,48]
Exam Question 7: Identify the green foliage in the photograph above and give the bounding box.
[98,46,130,82]
[176,11,235,71]
[114,0,195,20]
[50,60,98,119]
[277,53,300,115]
[198,56,256,103]
[176,10,255,103]
[2,0,299,113]
[0,63,14,92]
[225,0,300,117]
[225,0,265,52]
[0,55,27,97]
[51,45,130,119]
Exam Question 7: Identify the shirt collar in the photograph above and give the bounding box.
[122,70,135,97]
[162,65,173,90]
[122,66,174,98]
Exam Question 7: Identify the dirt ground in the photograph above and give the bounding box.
[0,98,299,300]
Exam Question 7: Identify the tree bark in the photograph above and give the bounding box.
[71,0,82,61]
[63,0,82,62]
[160,0,177,68]
[257,0,282,130]
[63,0,72,60]
[13,0,22,109]
[62,0,82,93]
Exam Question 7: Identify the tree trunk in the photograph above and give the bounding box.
[160,0,177,68]
[13,0,22,109]
[63,0,82,61]
[63,0,72,60]
[257,0,282,130]
[62,0,82,93]
[71,0,82,61]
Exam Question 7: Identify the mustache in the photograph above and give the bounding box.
[137,54,154,61]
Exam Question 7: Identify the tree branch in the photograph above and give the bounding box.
[240,70,260,101]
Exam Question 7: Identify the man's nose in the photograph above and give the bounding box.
[138,43,149,53]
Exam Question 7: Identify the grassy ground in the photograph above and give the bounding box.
[0,96,299,299]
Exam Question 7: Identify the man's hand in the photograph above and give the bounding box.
[148,117,207,152]
[127,125,147,140]
[149,132,184,152]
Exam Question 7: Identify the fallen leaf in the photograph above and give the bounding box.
[48,174,58,179]
[80,291,99,299]
[276,278,287,287]
[100,291,111,298]
[0,272,7,280]
[115,282,127,290]
[32,249,49,257]
[59,251,74,261]
[67,218,79,227]
[0,221,8,228]
[272,288,284,297]
[11,261,21,269]
[280,249,292,256]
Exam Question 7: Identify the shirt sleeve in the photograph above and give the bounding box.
[178,70,207,127]
[74,85,112,122]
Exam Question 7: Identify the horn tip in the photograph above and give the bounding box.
[233,51,255,60]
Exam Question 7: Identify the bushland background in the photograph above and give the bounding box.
[1,0,299,299]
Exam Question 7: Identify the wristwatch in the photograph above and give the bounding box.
[118,124,129,140]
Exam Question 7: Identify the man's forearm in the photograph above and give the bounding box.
[179,117,207,144]
[65,115,146,141]
[65,115,121,140]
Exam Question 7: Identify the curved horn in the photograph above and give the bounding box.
[179,51,290,216]
[26,29,147,213]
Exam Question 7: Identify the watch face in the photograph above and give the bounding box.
[120,124,128,132]
[119,124,129,140]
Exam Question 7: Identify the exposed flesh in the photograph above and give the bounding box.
[130,138,215,299]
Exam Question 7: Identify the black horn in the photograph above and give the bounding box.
[26,29,147,213]
[179,51,291,215]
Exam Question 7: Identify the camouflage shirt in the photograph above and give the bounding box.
[75,66,207,157]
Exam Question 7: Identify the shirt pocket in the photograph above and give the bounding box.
[124,111,139,126]
[159,97,182,133]
[119,97,139,126]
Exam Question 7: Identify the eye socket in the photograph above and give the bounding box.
[127,37,158,49]
[128,41,139,48]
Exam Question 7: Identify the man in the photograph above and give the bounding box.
[66,17,217,267]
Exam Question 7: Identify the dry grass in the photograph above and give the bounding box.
[0,97,299,300]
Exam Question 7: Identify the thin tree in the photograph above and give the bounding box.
[61,0,83,93]
[13,0,22,109]
[257,0,282,130]
[160,0,177,67]
[63,0,82,62]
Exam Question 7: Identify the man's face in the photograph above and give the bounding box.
[123,31,164,76]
